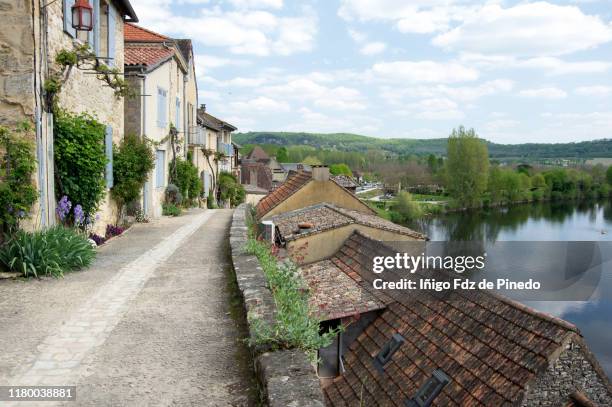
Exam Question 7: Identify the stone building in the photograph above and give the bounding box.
[256,166,375,220]
[317,231,612,407]
[268,202,426,264]
[194,105,238,201]
[123,23,197,218]
[0,0,138,232]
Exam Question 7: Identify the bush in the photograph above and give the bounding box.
[162,203,181,216]
[394,191,423,221]
[111,134,154,220]
[170,155,201,206]
[207,195,218,209]
[0,125,37,236]
[54,110,107,220]
[105,224,124,239]
[245,238,339,358]
[218,172,245,207]
[0,226,95,277]
[165,184,183,205]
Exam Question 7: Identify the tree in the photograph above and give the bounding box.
[276,146,289,163]
[329,163,352,176]
[394,191,422,221]
[302,156,322,166]
[445,126,489,207]
[607,165,612,185]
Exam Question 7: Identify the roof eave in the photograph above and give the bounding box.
[114,0,139,22]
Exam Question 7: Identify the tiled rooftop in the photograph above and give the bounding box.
[270,203,427,242]
[300,259,385,321]
[124,44,174,67]
[255,170,313,218]
[323,231,584,406]
[124,23,169,42]
[332,175,358,189]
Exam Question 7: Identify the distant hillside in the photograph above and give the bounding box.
[233,132,612,159]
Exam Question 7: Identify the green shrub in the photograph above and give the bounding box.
[218,172,245,207]
[165,184,183,205]
[111,134,155,220]
[54,109,107,220]
[245,238,339,358]
[170,152,201,206]
[162,203,181,216]
[394,191,423,221]
[0,226,95,277]
[0,125,37,235]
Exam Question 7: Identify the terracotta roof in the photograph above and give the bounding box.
[300,259,385,321]
[255,170,313,218]
[124,44,174,68]
[124,23,170,42]
[270,203,427,242]
[245,146,270,161]
[323,231,591,407]
[332,175,358,189]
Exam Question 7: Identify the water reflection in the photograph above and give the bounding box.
[410,198,612,378]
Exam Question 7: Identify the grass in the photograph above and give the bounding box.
[244,238,339,359]
[0,226,96,278]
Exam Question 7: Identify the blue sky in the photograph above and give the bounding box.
[129,0,612,144]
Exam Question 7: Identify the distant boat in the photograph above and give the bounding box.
[602,230,608,235]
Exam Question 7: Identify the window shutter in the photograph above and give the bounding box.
[63,0,77,38]
[105,126,114,188]
[175,98,181,130]
[108,4,116,66]
[156,150,166,188]
[157,88,167,128]
[93,0,100,55]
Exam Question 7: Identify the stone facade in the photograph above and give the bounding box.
[0,0,131,234]
[521,335,612,406]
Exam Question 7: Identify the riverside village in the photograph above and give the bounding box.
[1,1,612,406]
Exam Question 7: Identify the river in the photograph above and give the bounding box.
[411,199,612,379]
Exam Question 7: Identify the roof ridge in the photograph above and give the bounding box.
[125,23,170,41]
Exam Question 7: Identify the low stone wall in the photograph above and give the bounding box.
[229,204,325,407]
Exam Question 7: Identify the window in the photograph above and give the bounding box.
[155,150,166,188]
[175,97,181,130]
[157,88,167,128]
[405,369,450,407]
[105,126,113,188]
[373,333,405,373]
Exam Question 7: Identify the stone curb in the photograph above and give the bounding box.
[229,203,325,407]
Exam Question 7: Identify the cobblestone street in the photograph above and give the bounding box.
[0,209,257,406]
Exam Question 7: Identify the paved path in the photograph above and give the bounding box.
[0,209,257,406]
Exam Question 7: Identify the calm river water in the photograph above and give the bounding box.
[411,199,612,379]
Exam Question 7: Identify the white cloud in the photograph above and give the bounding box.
[575,86,612,96]
[519,87,568,99]
[360,42,387,55]
[433,2,612,57]
[371,60,479,83]
[227,0,283,9]
[347,28,367,43]
[518,57,612,75]
[231,96,290,113]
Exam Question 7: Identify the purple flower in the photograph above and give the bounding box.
[17,210,26,218]
[56,196,72,221]
[74,204,84,226]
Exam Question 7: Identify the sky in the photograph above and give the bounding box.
[128,0,612,144]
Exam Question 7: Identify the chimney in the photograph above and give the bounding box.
[200,104,206,112]
[312,165,330,182]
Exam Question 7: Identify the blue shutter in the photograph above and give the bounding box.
[105,126,113,188]
[108,4,116,66]
[156,150,166,187]
[63,0,77,37]
[93,0,100,56]
[157,88,167,128]
[203,171,210,196]
[175,98,180,130]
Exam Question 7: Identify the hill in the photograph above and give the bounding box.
[233,132,612,160]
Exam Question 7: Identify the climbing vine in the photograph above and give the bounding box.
[44,44,131,110]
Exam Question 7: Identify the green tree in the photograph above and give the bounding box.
[329,163,352,176]
[445,126,489,207]
[276,147,289,163]
[218,171,245,207]
[607,165,612,185]
[394,191,422,221]
[170,152,201,206]
[302,156,322,166]
[111,134,155,222]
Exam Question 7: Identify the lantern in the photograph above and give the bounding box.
[71,0,93,32]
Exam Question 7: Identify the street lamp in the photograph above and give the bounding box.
[72,0,93,31]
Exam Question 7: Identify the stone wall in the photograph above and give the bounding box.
[521,335,612,406]
[0,0,36,126]
[124,76,142,137]
[230,204,325,407]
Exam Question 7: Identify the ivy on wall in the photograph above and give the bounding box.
[53,110,107,221]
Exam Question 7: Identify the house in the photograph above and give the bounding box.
[194,105,238,201]
[268,203,426,264]
[241,162,274,202]
[256,166,376,220]
[123,23,197,218]
[331,175,358,194]
[0,0,137,232]
[313,231,612,406]
[242,146,286,183]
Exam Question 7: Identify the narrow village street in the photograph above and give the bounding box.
[0,209,257,407]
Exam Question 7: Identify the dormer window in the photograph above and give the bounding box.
[373,333,405,373]
[405,369,450,407]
